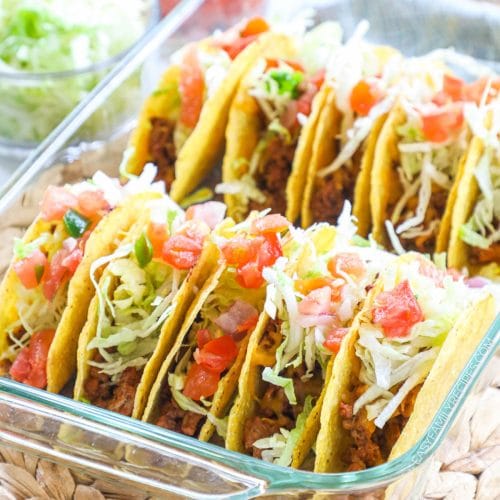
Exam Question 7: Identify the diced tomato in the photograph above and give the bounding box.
[420,103,464,143]
[194,335,238,373]
[257,233,282,268]
[295,85,317,118]
[183,363,220,401]
[196,329,212,349]
[236,260,264,289]
[179,45,205,128]
[250,214,289,235]
[240,16,269,37]
[77,190,111,219]
[186,201,226,229]
[9,329,55,388]
[162,234,203,270]
[323,327,349,354]
[13,249,48,289]
[417,257,461,287]
[350,79,384,116]
[148,222,168,259]
[310,68,326,90]
[221,35,258,60]
[235,313,258,334]
[221,236,262,266]
[40,186,77,221]
[42,249,70,301]
[443,74,466,101]
[371,280,424,338]
[60,246,83,275]
[328,252,366,280]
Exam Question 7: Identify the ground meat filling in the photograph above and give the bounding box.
[243,318,324,458]
[394,185,449,253]
[340,383,421,471]
[84,363,142,417]
[311,159,360,225]
[248,135,296,215]
[148,117,177,190]
[155,386,204,437]
[470,240,500,265]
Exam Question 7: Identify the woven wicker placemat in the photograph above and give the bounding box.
[0,354,497,499]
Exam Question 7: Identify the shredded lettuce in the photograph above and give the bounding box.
[262,367,297,405]
[13,233,49,259]
[253,395,314,466]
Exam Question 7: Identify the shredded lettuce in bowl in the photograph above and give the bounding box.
[0,0,149,144]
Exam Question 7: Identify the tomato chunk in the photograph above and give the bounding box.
[43,249,70,301]
[148,222,168,259]
[194,335,238,373]
[221,236,262,266]
[162,234,203,270]
[350,79,384,116]
[240,16,269,37]
[236,260,264,289]
[179,45,205,128]
[328,252,366,280]
[323,327,349,354]
[9,329,55,388]
[40,186,77,221]
[13,249,48,289]
[420,103,464,143]
[371,280,424,338]
[196,329,212,349]
[77,190,111,219]
[250,214,289,235]
[257,233,282,268]
[183,363,220,401]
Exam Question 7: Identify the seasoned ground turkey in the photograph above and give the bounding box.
[311,160,360,225]
[148,117,177,190]
[243,341,324,459]
[470,241,500,265]
[340,384,421,471]
[155,387,204,436]
[84,365,142,417]
[394,185,449,254]
[248,136,296,215]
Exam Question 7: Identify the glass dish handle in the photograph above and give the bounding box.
[0,391,266,498]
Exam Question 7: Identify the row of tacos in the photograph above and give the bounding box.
[123,17,499,278]
[0,161,495,471]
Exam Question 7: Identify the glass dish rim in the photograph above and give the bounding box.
[0,0,160,81]
[0,315,497,491]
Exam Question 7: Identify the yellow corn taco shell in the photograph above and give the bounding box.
[221,69,328,223]
[74,219,220,420]
[142,252,266,440]
[314,267,494,473]
[301,88,387,235]
[0,191,162,393]
[370,102,469,252]
[447,114,499,277]
[125,32,294,203]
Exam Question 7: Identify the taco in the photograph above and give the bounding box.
[74,199,226,419]
[301,40,400,234]
[142,212,290,440]
[226,213,395,468]
[217,23,343,222]
[314,253,495,472]
[448,96,500,277]
[0,171,163,393]
[124,17,294,202]
[369,71,500,254]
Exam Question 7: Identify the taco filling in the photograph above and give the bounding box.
[218,59,325,217]
[83,201,224,415]
[3,177,124,388]
[339,258,473,470]
[149,117,177,190]
[245,220,393,466]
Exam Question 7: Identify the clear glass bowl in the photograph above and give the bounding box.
[0,0,158,155]
[0,0,498,497]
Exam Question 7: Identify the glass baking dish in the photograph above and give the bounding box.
[0,0,499,497]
